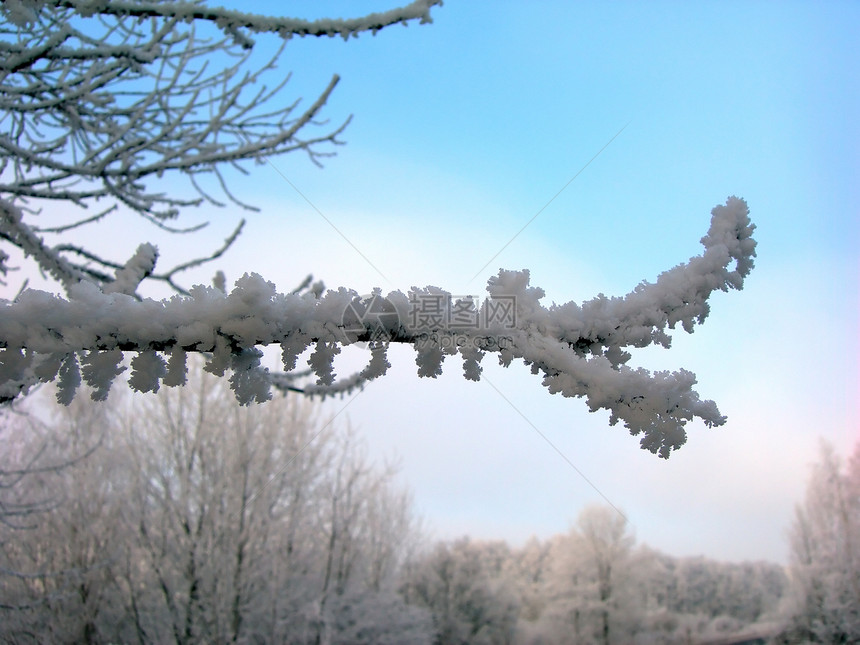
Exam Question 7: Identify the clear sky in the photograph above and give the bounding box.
[11,1,860,563]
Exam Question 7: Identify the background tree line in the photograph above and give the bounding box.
[401,442,859,645]
[403,509,788,645]
[1,364,857,643]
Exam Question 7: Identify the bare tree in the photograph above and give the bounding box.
[0,361,431,644]
[575,507,637,645]
[405,538,521,645]
[782,441,860,643]
[0,2,756,457]
[0,395,125,642]
[524,506,642,645]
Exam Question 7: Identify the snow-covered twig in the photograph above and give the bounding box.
[0,197,755,457]
[2,1,437,295]
[44,0,442,44]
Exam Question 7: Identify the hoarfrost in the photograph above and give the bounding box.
[0,197,755,457]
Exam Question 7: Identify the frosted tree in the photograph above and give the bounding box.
[404,538,521,645]
[0,362,432,643]
[576,506,638,645]
[782,441,860,643]
[0,1,757,457]
[531,506,642,645]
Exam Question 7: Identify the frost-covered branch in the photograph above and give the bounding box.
[0,197,756,458]
[46,0,443,44]
[0,1,440,294]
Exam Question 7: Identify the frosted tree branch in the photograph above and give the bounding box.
[1,1,439,295]
[44,0,443,44]
[0,197,756,458]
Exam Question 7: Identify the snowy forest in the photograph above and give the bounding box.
[1,368,858,643]
[1,1,857,643]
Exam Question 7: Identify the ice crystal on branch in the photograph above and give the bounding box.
[0,197,755,457]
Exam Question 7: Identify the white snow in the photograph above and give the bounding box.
[0,197,755,457]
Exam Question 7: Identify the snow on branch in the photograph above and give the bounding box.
[0,197,756,458]
[39,1,443,44]
[1,1,440,296]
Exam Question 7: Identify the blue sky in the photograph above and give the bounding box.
[10,1,859,562]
